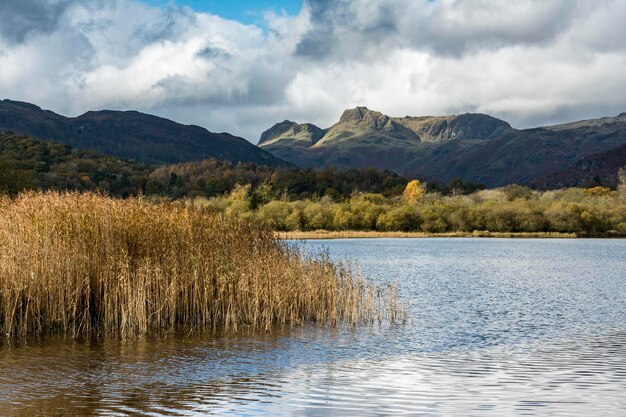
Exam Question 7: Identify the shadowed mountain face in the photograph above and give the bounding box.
[0,100,287,166]
[532,143,626,188]
[259,107,626,187]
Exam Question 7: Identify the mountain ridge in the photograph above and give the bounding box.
[0,99,288,167]
[259,106,626,187]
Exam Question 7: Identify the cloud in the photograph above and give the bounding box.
[294,0,585,59]
[0,0,625,141]
[0,0,73,44]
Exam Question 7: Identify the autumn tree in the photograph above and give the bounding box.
[402,180,425,205]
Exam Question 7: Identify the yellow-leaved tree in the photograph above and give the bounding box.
[402,180,425,205]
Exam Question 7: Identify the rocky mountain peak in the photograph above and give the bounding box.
[395,113,511,142]
[339,106,371,123]
[258,120,297,145]
[258,121,325,147]
[314,107,420,148]
[291,123,325,142]
[443,113,511,139]
[337,106,395,131]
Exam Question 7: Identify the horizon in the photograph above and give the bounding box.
[1,1,625,142]
[3,97,626,142]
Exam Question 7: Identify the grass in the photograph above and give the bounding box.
[277,230,578,239]
[0,192,403,339]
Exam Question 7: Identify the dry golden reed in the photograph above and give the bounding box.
[0,191,402,339]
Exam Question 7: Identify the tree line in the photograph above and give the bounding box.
[188,180,626,236]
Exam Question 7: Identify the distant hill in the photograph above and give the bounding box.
[259,107,626,187]
[0,99,287,167]
[0,131,150,196]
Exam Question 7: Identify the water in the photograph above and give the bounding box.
[1,238,625,416]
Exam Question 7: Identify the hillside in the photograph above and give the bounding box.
[259,107,626,187]
[532,143,626,188]
[0,99,287,166]
[0,131,150,196]
[0,131,409,199]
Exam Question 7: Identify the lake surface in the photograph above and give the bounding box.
[1,238,625,416]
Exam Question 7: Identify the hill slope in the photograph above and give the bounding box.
[0,99,287,166]
[259,107,626,187]
[532,143,626,188]
[0,131,150,196]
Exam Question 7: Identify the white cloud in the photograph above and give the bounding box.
[0,0,625,141]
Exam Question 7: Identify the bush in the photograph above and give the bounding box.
[376,206,420,231]
[257,200,293,230]
[419,208,447,232]
[544,203,580,232]
[303,202,334,230]
[502,184,534,201]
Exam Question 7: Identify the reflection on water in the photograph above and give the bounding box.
[1,238,625,416]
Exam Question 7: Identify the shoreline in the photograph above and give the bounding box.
[276,230,579,239]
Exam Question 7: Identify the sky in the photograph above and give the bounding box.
[141,0,302,25]
[1,0,625,142]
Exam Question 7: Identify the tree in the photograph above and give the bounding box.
[402,180,425,205]
[618,166,626,200]
[0,159,33,196]
[249,179,273,210]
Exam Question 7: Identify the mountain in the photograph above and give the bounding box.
[0,99,287,166]
[259,107,513,172]
[259,107,626,187]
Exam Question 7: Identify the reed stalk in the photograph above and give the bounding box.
[0,191,401,339]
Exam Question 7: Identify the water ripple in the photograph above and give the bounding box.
[1,238,625,416]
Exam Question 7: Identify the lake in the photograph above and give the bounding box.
[1,238,625,416]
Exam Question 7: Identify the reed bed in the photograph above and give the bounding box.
[0,192,402,339]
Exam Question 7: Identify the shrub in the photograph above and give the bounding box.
[303,202,334,230]
[418,208,447,233]
[332,205,354,230]
[256,200,292,230]
[585,186,613,198]
[502,184,534,201]
[376,206,420,231]
[544,203,580,232]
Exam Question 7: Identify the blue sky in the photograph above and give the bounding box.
[142,0,303,24]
